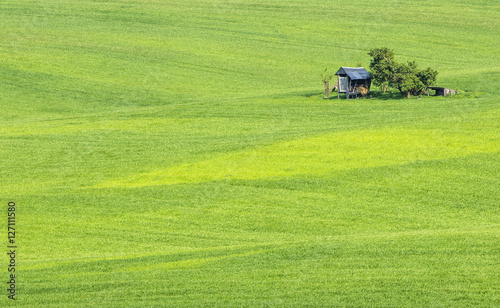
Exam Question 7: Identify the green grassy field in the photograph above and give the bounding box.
[1,0,499,306]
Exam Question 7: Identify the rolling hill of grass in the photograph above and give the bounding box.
[1,0,499,306]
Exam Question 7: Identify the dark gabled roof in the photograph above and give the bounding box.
[335,67,371,80]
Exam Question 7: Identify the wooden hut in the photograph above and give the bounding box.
[335,67,371,99]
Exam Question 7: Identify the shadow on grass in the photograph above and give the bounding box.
[316,91,405,101]
[369,91,405,100]
[298,89,476,101]
[361,89,477,100]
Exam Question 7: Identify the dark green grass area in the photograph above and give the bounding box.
[1,0,499,306]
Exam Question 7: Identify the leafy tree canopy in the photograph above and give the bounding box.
[368,47,396,93]
[368,48,438,97]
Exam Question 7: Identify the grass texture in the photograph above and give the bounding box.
[1,0,499,306]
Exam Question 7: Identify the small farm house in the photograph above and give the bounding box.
[335,67,371,99]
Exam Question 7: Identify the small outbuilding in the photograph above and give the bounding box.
[427,87,457,97]
[335,67,371,99]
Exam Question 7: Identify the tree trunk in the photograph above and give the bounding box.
[398,87,405,97]
[324,81,330,98]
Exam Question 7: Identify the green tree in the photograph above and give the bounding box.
[390,61,438,97]
[368,47,396,93]
[368,48,438,98]
[417,66,438,94]
[390,61,423,98]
